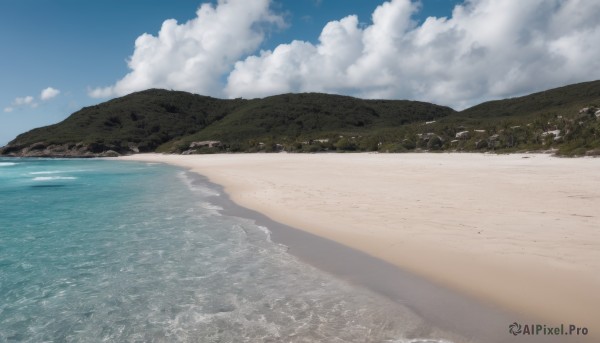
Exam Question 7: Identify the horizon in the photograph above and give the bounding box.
[2,0,600,145]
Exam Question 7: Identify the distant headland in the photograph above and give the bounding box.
[2,80,599,157]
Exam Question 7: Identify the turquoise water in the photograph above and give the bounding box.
[0,158,449,342]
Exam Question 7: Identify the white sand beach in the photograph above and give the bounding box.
[121,153,600,337]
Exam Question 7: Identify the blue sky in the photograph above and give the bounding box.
[2,0,600,146]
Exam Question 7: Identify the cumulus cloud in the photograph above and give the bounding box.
[87,0,600,108]
[89,0,284,98]
[4,86,61,112]
[14,96,35,106]
[4,95,37,112]
[226,0,600,108]
[40,87,61,100]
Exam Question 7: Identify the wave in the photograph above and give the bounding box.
[176,171,220,196]
[32,176,77,181]
[29,169,88,175]
[0,162,17,166]
[256,225,273,243]
[199,202,224,211]
[30,170,66,175]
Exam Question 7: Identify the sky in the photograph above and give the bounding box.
[2,0,600,146]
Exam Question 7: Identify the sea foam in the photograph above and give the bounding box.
[32,176,77,181]
[29,169,88,175]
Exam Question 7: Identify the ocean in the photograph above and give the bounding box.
[0,158,452,343]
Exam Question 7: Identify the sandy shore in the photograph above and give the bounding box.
[121,153,600,339]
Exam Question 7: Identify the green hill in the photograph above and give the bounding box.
[2,89,245,155]
[454,80,600,123]
[2,80,600,157]
[168,93,453,152]
[434,80,600,155]
[0,90,454,156]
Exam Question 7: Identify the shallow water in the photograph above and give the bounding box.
[0,158,453,342]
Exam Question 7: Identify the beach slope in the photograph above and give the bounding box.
[121,153,600,338]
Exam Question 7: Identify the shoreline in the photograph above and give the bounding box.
[185,170,518,343]
[120,153,600,342]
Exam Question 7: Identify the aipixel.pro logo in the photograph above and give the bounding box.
[509,322,589,336]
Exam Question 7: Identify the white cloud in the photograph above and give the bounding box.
[5,87,56,112]
[5,95,38,112]
[14,96,35,106]
[226,0,600,108]
[89,0,284,98]
[87,0,600,109]
[40,87,61,100]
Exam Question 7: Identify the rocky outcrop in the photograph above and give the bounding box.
[417,132,438,141]
[475,139,488,149]
[190,141,222,149]
[578,106,599,119]
[455,131,470,139]
[181,141,223,155]
[488,134,500,148]
[541,130,561,139]
[0,142,126,157]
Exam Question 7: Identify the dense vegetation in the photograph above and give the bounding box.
[166,93,454,153]
[2,80,600,157]
[3,90,244,153]
[1,90,454,155]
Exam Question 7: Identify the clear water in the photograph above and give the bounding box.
[0,158,451,342]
